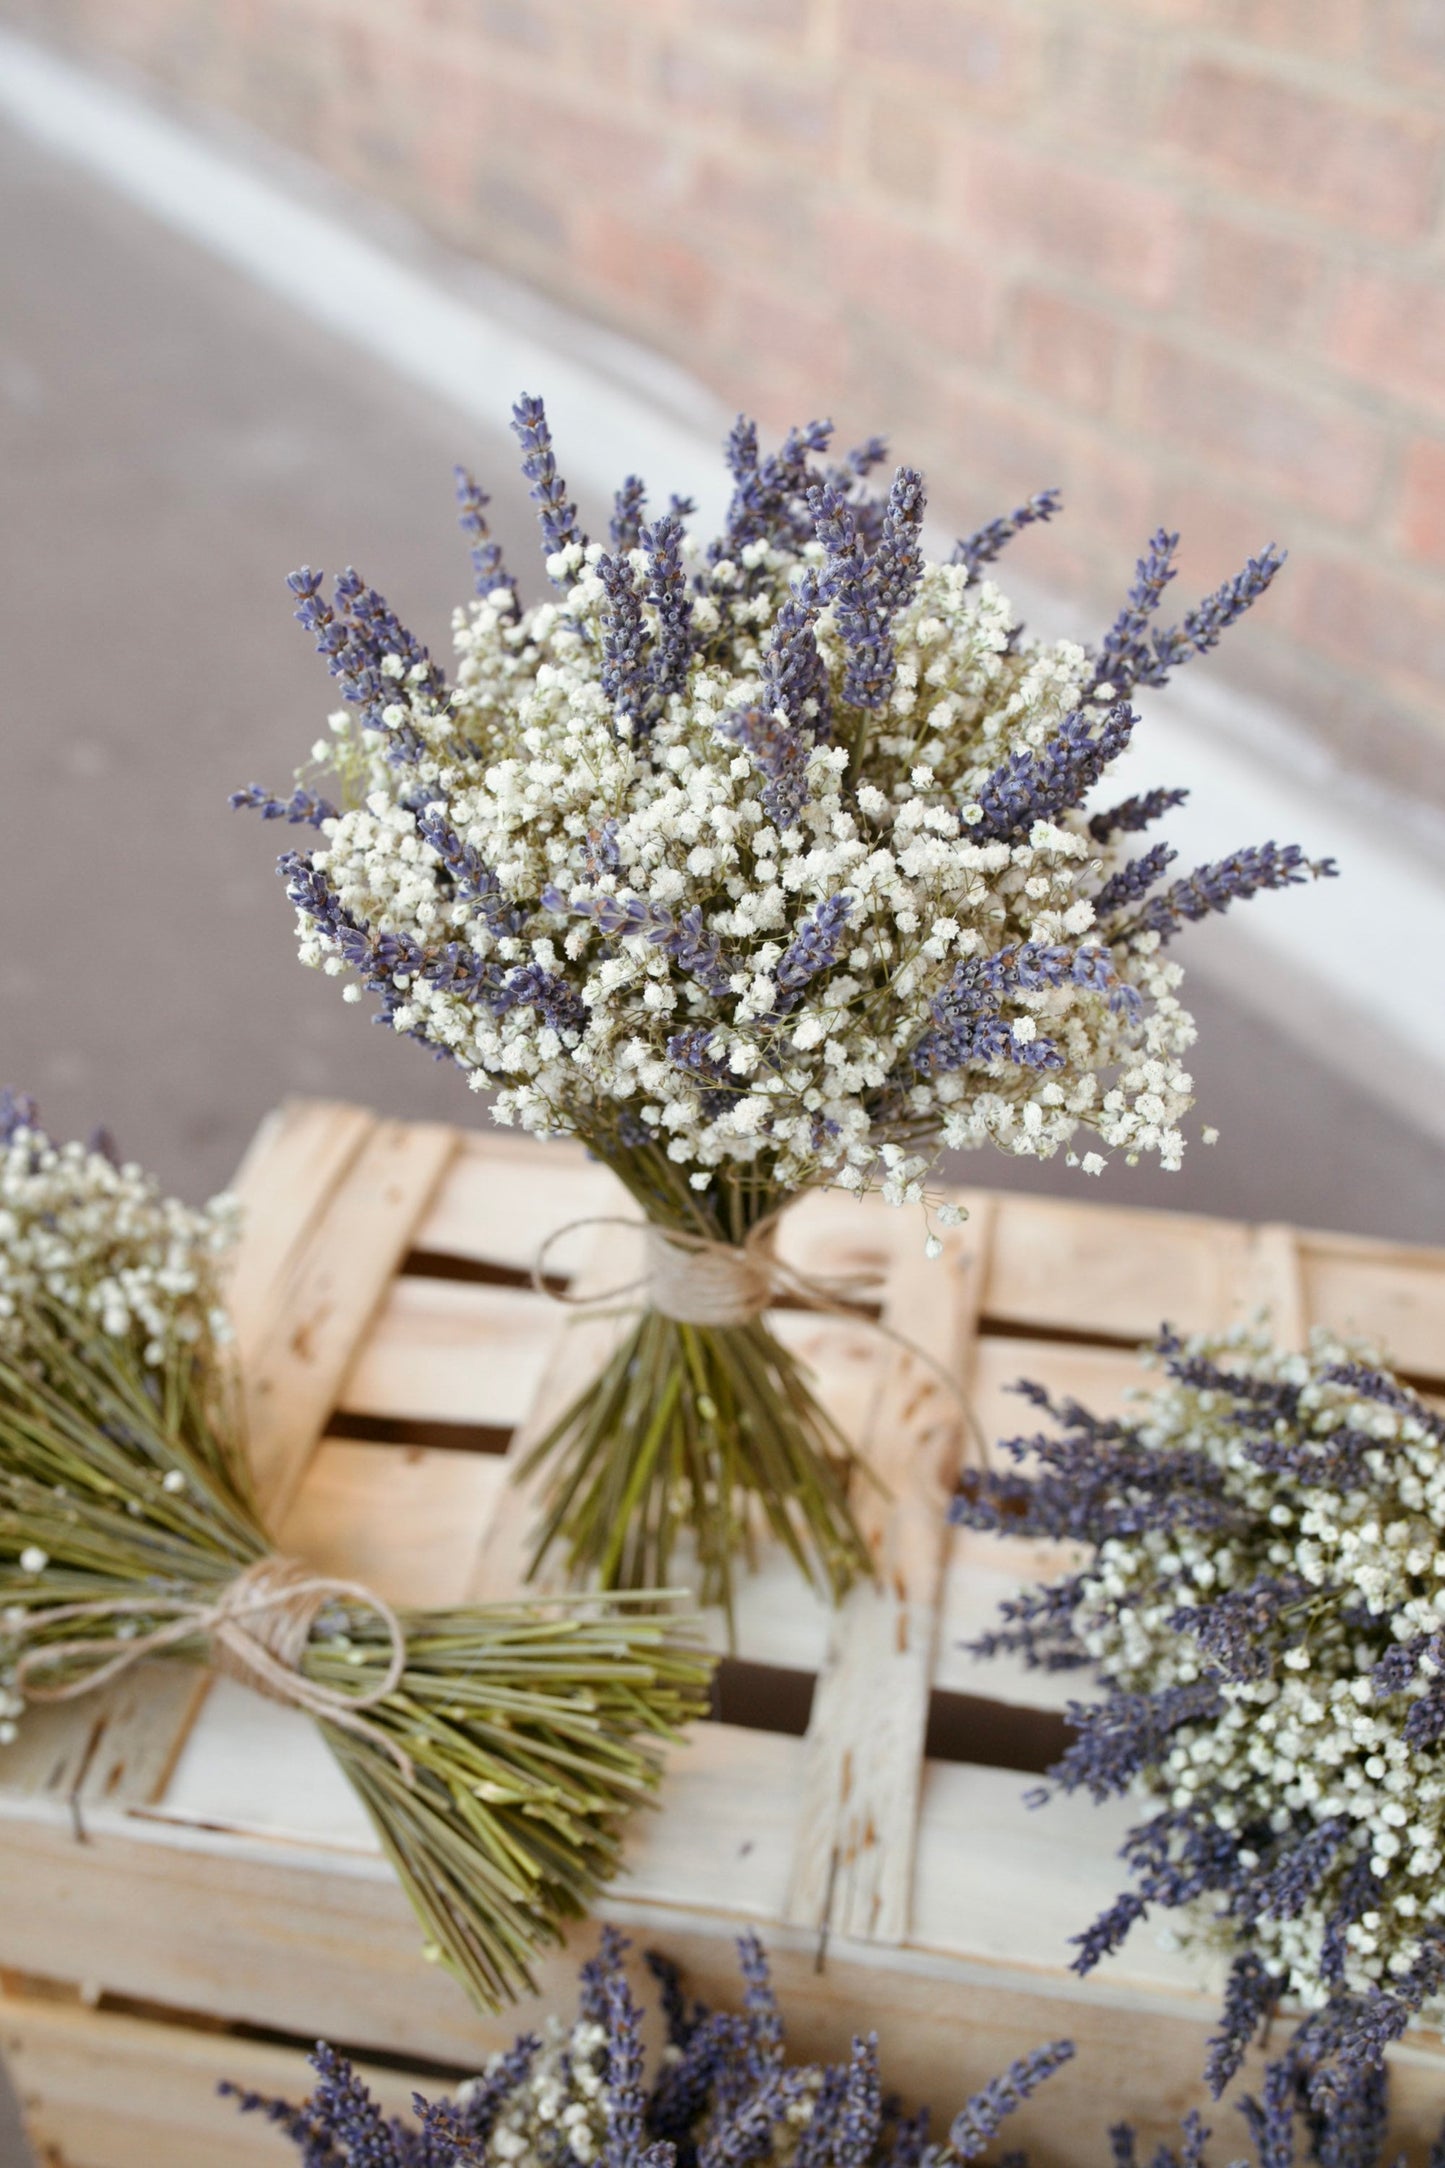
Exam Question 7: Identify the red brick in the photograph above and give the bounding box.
[1166,61,1444,240]
[1327,269,1445,419]
[1145,476,1295,610]
[574,206,719,338]
[1041,22,1168,145]
[735,70,838,159]
[1290,557,1445,697]
[1383,0,1445,81]
[683,154,819,276]
[1224,0,1369,61]
[654,39,735,128]
[1190,215,1327,346]
[1398,437,1445,568]
[1010,287,1120,418]
[502,95,672,204]
[719,285,848,424]
[864,91,942,207]
[942,387,1154,580]
[821,205,1002,367]
[706,0,815,41]
[952,141,1184,309]
[1134,340,1388,527]
[841,0,1039,112]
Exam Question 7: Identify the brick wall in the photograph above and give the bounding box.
[16,0,1445,798]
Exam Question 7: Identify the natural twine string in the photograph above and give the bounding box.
[11,1555,414,1779]
[534,1211,988,1455]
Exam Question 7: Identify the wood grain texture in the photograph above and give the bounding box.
[1,1985,444,2168]
[244,1116,458,1525]
[783,1206,991,1946]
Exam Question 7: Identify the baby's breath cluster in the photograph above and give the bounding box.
[236,399,1331,1612]
[0,1089,235,1366]
[957,1330,1445,2101]
[244,409,1331,1201]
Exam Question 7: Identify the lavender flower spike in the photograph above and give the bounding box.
[718,702,810,829]
[946,2041,1075,2160]
[611,473,648,551]
[511,393,587,566]
[454,464,519,610]
[1124,841,1338,944]
[643,513,695,707]
[229,782,338,829]
[597,550,652,735]
[774,893,853,1004]
[952,489,1062,584]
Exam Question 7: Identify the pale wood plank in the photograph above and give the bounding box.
[783,1206,991,1946]
[242,1118,459,1527]
[411,1131,620,1269]
[335,1278,559,1429]
[970,1336,1145,1458]
[1,1986,448,2168]
[1299,1237,1445,1381]
[935,1534,1085,1712]
[1240,1223,1308,1349]
[461,1220,648,1601]
[981,1192,1252,1341]
[913,1756,1214,1996]
[225,1100,378,1365]
[279,1440,510,1609]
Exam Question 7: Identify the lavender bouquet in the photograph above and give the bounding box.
[224,1927,1431,2168]
[0,1096,710,2011]
[237,398,1332,1614]
[957,1330,1445,2102]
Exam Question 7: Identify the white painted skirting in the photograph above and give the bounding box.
[2,25,1442,1142]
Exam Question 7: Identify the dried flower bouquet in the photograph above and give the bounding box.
[0,1096,710,2010]
[959,1331,1445,2104]
[237,398,1332,1615]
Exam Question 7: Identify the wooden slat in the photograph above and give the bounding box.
[224,1100,378,1363]
[1242,1224,1308,1348]
[980,1192,1252,1341]
[970,1336,1144,1454]
[783,1206,991,1945]
[1299,1235,1445,1381]
[335,1278,560,1429]
[410,1132,619,1269]
[242,1118,458,1526]
[462,1220,648,1602]
[279,1441,510,1609]
[2,1985,445,2168]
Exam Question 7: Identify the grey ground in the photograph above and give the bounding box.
[0,94,1443,2168]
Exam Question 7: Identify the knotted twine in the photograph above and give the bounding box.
[534,1209,987,1454]
[10,1554,414,1778]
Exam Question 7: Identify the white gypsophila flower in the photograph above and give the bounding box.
[0,1110,237,1367]
[282,539,1201,1201]
[1029,1328,1445,2028]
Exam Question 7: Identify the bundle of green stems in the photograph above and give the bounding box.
[0,1307,710,2012]
[521,1130,874,1624]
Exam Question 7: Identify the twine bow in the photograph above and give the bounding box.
[534,1210,988,1455]
[11,1554,414,1779]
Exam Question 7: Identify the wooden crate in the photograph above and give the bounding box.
[3,1098,1445,2167]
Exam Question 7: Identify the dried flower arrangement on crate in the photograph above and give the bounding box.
[223,1928,1437,2168]
[234,399,1335,1614]
[960,1329,1445,2108]
[0,1094,710,2011]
